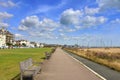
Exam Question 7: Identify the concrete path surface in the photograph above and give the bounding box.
[36,48,102,80]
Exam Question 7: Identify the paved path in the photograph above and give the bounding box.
[37,48,102,80]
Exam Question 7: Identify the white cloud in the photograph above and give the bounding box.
[40,18,60,31]
[18,25,28,31]
[32,0,66,13]
[20,15,40,28]
[58,33,82,40]
[18,15,39,30]
[0,22,9,28]
[64,27,76,32]
[75,26,82,29]
[59,26,77,33]
[18,15,60,39]
[81,16,107,28]
[66,28,76,32]
[18,15,40,30]
[60,8,107,31]
[15,34,23,38]
[111,18,120,23]
[85,7,99,15]
[18,8,108,41]
[14,33,24,40]
[19,15,59,31]
[0,1,16,8]
[97,0,120,10]
[60,8,82,25]
[0,12,13,21]
[60,33,65,36]
[59,33,70,40]
[29,31,56,39]
[0,12,13,28]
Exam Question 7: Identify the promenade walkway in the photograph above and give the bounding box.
[37,48,102,80]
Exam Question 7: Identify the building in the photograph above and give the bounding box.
[0,28,14,48]
[5,30,14,44]
[0,30,6,48]
[39,43,44,48]
[13,40,30,47]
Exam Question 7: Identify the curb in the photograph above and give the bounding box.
[64,51,107,80]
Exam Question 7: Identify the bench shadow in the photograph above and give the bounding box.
[11,73,33,80]
[40,57,46,59]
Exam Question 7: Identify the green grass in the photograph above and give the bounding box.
[0,48,51,80]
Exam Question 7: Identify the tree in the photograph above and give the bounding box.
[6,42,13,49]
[6,42,12,46]
[22,43,26,47]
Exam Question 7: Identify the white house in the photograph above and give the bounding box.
[18,40,31,47]
[36,43,40,47]
[0,28,14,48]
[0,34,6,48]
[40,43,44,48]
[19,40,27,45]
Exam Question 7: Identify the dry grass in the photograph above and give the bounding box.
[64,48,120,72]
[84,48,120,53]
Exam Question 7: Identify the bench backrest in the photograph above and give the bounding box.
[20,58,33,72]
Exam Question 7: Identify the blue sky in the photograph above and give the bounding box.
[0,0,120,46]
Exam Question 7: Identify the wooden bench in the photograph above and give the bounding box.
[45,52,51,59]
[44,48,56,60]
[19,58,41,80]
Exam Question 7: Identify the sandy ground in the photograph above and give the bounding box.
[36,48,102,80]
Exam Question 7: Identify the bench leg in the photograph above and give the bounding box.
[20,74,23,80]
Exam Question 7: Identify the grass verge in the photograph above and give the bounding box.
[0,48,51,80]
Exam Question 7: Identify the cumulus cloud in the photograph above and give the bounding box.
[18,15,59,31]
[14,33,24,40]
[0,1,16,8]
[85,7,99,15]
[60,8,107,31]
[97,0,120,10]
[15,34,23,38]
[18,25,28,31]
[74,26,82,29]
[18,15,60,39]
[0,22,9,28]
[111,18,120,23]
[19,16,40,29]
[32,0,67,14]
[18,8,108,40]
[59,33,82,40]
[81,16,107,28]
[0,12,13,28]
[29,31,56,39]
[23,16,39,27]
[61,27,76,32]
[60,8,82,25]
[40,18,60,31]
[0,12,13,21]
[59,33,70,40]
